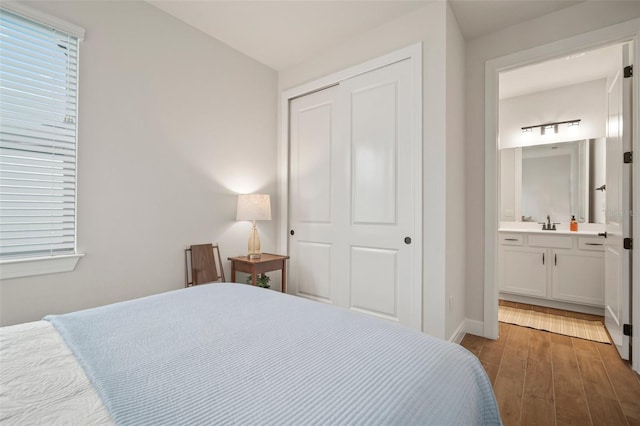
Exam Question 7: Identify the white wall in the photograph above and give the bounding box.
[280,2,466,340]
[500,79,607,149]
[465,1,640,323]
[0,1,278,326]
[445,5,467,341]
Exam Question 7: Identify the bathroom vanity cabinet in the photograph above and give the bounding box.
[499,231,605,308]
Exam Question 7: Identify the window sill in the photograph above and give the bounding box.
[0,254,84,280]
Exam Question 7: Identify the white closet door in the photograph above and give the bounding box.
[289,86,344,306]
[340,59,417,327]
[289,58,419,329]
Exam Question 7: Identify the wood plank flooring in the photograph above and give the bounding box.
[460,301,640,426]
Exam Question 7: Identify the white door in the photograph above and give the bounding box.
[604,44,632,360]
[289,59,420,329]
[289,85,342,306]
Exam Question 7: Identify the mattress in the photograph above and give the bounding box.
[0,321,112,424]
[2,284,500,425]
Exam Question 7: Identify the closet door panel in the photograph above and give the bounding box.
[289,86,344,306]
[296,241,332,303]
[341,59,417,328]
[350,246,399,321]
[351,81,397,225]
[296,103,333,223]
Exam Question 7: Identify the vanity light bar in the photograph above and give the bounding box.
[521,119,581,134]
[541,124,558,135]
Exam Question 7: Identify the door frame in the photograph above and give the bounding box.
[278,43,423,329]
[484,19,640,371]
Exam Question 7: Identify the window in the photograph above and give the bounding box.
[0,4,84,278]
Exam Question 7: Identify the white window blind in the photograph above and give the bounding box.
[0,8,79,260]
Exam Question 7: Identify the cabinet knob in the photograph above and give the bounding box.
[290,229,295,236]
[404,237,412,245]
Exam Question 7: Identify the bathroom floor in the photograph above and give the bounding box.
[461,304,640,426]
[498,299,605,323]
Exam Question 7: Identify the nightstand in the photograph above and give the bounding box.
[228,253,290,293]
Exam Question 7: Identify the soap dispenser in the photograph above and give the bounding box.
[570,215,578,232]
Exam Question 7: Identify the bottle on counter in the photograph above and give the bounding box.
[570,215,578,232]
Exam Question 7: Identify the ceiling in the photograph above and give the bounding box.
[499,43,622,99]
[147,0,585,71]
[449,0,582,41]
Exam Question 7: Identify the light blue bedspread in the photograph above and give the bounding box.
[45,284,500,425]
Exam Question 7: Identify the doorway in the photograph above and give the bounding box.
[484,22,640,372]
[497,42,630,351]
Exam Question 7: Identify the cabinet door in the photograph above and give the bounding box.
[499,246,547,297]
[552,250,604,306]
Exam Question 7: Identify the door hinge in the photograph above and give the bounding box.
[624,238,633,250]
[624,151,633,163]
[624,65,633,78]
[623,324,632,337]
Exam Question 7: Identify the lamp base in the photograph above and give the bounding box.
[248,221,262,260]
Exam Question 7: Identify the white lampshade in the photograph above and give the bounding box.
[236,194,272,221]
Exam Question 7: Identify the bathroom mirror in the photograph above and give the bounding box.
[500,139,605,224]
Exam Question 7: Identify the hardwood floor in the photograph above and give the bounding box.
[460,302,640,426]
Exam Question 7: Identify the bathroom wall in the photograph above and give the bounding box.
[499,79,607,149]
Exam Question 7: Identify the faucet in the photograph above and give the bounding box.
[539,215,559,231]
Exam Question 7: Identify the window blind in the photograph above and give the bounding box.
[0,8,79,259]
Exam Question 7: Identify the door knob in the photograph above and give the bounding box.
[404,237,412,245]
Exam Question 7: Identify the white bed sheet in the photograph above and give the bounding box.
[0,321,112,425]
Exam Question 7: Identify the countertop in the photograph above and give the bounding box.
[499,222,605,236]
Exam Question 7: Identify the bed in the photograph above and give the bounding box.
[1,283,500,425]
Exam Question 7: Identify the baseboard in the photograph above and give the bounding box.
[449,320,467,344]
[450,318,485,343]
[464,319,484,337]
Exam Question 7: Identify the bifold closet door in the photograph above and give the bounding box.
[289,58,419,329]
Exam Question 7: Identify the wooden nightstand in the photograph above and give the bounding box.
[228,253,290,293]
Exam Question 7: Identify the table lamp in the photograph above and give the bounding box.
[236,193,271,259]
